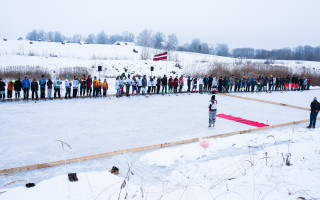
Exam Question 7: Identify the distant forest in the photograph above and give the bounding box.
[24,29,320,62]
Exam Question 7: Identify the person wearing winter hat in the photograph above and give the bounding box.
[65,75,71,99]
[47,78,53,100]
[86,75,92,97]
[22,76,30,100]
[307,97,320,128]
[31,78,39,100]
[14,78,22,100]
[7,80,14,100]
[72,76,79,98]
[208,95,218,127]
[53,76,62,99]
[39,75,46,99]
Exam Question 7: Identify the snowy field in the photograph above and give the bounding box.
[1,40,320,78]
[0,90,319,200]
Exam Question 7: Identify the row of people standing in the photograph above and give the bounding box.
[115,75,185,97]
[0,75,109,101]
[186,75,312,93]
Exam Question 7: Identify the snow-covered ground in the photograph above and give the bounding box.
[0,90,319,200]
[1,40,320,78]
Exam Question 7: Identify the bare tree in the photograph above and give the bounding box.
[122,31,135,42]
[96,31,109,44]
[137,29,153,47]
[166,33,179,51]
[152,32,166,49]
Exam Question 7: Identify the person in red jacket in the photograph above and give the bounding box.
[86,75,92,97]
[173,76,179,93]
[7,80,14,101]
[307,78,312,90]
[168,76,174,93]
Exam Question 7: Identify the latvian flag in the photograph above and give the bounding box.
[153,52,167,61]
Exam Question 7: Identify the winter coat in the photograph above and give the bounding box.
[120,79,125,87]
[39,78,46,88]
[103,81,108,90]
[208,77,213,85]
[174,78,179,86]
[162,77,168,85]
[14,80,22,91]
[203,77,208,85]
[31,81,38,91]
[179,77,184,86]
[93,79,98,88]
[22,79,30,89]
[7,82,14,91]
[137,78,142,86]
[132,78,137,86]
[47,80,53,89]
[209,100,217,111]
[142,77,147,87]
[148,79,153,86]
[73,79,79,88]
[307,78,311,84]
[187,77,192,86]
[230,77,235,85]
[168,78,174,86]
[80,77,86,87]
[86,77,92,87]
[53,79,62,88]
[0,81,5,91]
[198,78,204,85]
[65,79,71,88]
[193,78,198,85]
[152,78,157,87]
[157,78,161,86]
[311,100,320,112]
[212,78,217,87]
[115,79,120,89]
[126,78,132,86]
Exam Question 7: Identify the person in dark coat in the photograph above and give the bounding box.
[156,76,161,94]
[14,78,22,100]
[208,75,213,91]
[0,78,6,101]
[218,77,223,93]
[161,75,168,94]
[187,76,192,92]
[31,78,39,100]
[307,97,320,128]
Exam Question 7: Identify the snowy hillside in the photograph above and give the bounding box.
[1,39,320,78]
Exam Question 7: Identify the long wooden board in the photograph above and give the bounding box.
[0,118,315,175]
[218,93,310,111]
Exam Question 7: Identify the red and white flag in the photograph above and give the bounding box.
[153,52,167,61]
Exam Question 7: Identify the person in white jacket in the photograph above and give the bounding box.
[115,76,121,98]
[152,76,157,93]
[65,75,72,99]
[273,76,276,91]
[137,76,142,95]
[147,76,153,94]
[212,77,218,93]
[125,75,132,97]
[208,95,218,127]
[199,76,204,93]
[72,76,79,98]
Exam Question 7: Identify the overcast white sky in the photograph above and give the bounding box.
[0,0,319,49]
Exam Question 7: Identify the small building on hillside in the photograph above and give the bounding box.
[114,41,135,46]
